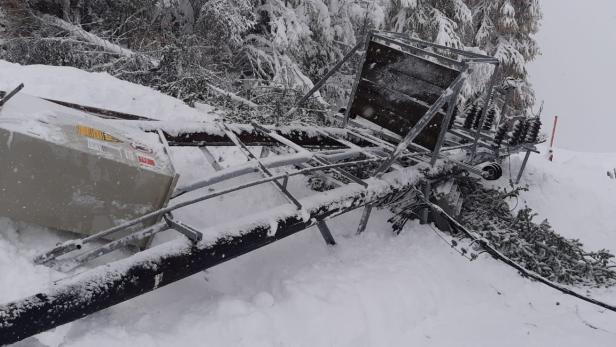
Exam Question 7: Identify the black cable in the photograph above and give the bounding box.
[403,210,473,260]
[417,193,616,313]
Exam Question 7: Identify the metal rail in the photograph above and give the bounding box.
[33,158,385,265]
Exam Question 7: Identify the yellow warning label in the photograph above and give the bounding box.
[76,125,122,143]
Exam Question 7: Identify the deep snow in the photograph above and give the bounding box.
[0,61,615,346]
[0,60,218,122]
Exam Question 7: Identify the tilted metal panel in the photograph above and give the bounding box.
[348,40,461,150]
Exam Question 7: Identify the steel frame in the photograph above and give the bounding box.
[0,33,517,345]
[342,30,501,167]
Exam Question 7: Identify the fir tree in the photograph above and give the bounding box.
[0,0,542,119]
[386,0,471,48]
[467,0,542,116]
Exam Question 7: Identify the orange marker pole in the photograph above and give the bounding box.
[548,115,558,161]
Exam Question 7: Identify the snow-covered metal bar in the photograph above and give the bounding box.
[0,165,428,345]
[138,122,354,148]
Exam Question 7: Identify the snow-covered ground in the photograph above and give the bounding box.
[1,61,615,346]
[510,149,616,252]
[0,60,218,122]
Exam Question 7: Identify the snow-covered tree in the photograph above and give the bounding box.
[1,0,541,117]
[386,0,472,48]
[467,0,542,116]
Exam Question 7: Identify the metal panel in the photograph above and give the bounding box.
[349,81,446,150]
[347,40,460,150]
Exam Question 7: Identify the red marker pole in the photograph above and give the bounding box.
[548,115,558,161]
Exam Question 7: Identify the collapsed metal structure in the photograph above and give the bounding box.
[0,32,539,345]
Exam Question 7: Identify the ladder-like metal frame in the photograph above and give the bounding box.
[220,122,303,209]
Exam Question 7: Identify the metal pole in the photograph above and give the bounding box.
[515,149,532,184]
[430,75,466,165]
[283,40,363,119]
[375,31,495,60]
[548,115,558,161]
[0,83,24,107]
[371,34,465,68]
[343,33,372,127]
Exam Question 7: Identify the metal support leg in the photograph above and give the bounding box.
[316,221,336,245]
[343,34,372,127]
[356,205,373,234]
[515,149,532,184]
[431,81,464,166]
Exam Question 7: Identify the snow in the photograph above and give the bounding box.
[504,146,616,253]
[0,60,213,122]
[5,148,615,347]
[1,62,615,346]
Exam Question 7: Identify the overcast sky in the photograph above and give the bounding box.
[528,0,616,152]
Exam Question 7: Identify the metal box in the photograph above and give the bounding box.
[0,93,178,236]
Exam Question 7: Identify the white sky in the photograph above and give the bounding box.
[528,0,616,152]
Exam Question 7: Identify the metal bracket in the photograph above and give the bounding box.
[164,215,203,243]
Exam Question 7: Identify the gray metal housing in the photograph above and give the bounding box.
[0,93,177,236]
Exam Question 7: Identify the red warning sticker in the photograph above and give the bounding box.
[138,155,156,167]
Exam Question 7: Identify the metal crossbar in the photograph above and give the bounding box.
[220,122,303,209]
[251,121,369,187]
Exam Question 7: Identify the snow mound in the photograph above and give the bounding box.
[0,60,215,122]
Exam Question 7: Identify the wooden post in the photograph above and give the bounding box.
[548,115,558,162]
